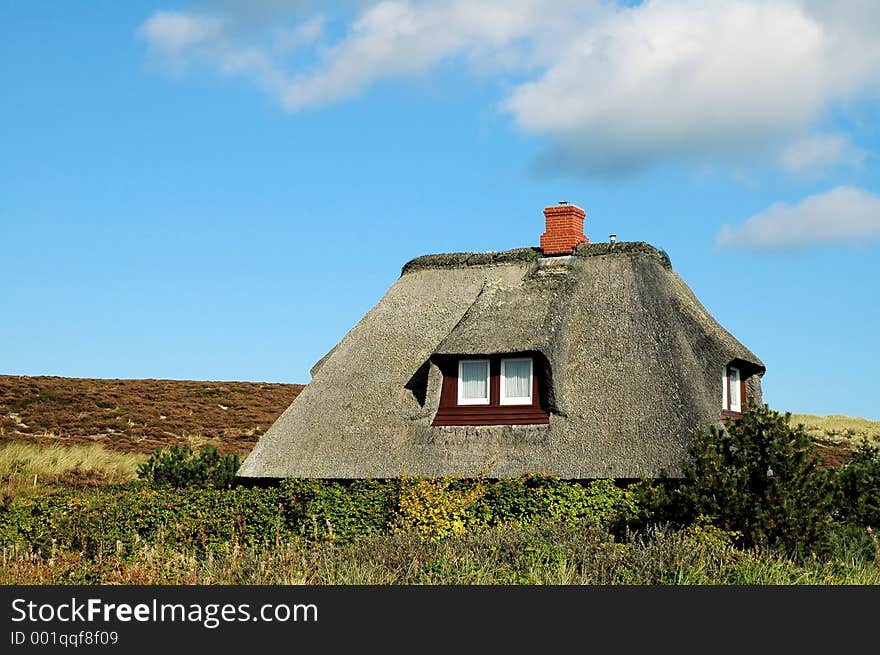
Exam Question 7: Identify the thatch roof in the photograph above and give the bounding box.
[238,242,763,479]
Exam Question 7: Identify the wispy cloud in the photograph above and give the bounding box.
[140,11,223,55]
[717,186,880,249]
[138,0,880,178]
[778,133,865,174]
[138,9,322,92]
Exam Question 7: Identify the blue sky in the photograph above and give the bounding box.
[2,1,879,419]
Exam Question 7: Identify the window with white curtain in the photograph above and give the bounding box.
[500,358,533,405]
[723,365,741,413]
[458,359,490,405]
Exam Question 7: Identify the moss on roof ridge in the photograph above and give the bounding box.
[401,241,670,276]
[574,241,671,267]
[401,247,540,276]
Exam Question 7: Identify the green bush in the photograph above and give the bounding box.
[473,475,639,530]
[834,440,880,528]
[0,484,292,557]
[137,444,239,489]
[282,479,398,542]
[648,405,835,554]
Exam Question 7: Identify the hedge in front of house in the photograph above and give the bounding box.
[0,485,293,557]
[0,476,638,557]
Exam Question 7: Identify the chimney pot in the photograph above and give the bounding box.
[540,202,589,256]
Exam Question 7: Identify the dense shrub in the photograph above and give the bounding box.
[385,475,639,537]
[282,479,398,542]
[393,477,486,538]
[834,440,880,529]
[645,405,836,554]
[474,475,639,530]
[137,444,239,489]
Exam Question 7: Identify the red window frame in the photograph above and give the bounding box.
[721,364,747,419]
[432,355,549,426]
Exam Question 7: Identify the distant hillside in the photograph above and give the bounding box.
[0,375,303,455]
[788,413,880,467]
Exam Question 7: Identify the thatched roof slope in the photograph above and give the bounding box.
[238,243,763,479]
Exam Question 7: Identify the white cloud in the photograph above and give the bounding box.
[778,134,865,174]
[716,186,880,249]
[138,0,880,177]
[505,0,880,175]
[280,0,583,110]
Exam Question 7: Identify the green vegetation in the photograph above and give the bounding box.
[1,406,879,585]
[0,476,637,556]
[643,405,836,553]
[835,440,880,529]
[2,520,877,585]
[136,443,239,489]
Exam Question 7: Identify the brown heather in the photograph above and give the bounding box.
[0,375,302,456]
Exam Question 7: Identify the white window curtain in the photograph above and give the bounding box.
[501,358,532,404]
[728,366,741,412]
[722,368,728,410]
[459,360,489,404]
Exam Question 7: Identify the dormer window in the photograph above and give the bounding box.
[432,354,549,426]
[722,364,743,416]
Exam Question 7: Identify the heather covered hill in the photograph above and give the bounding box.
[0,375,302,455]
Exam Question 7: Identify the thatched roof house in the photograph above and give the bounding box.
[238,203,764,480]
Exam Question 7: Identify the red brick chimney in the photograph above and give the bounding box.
[540,202,588,256]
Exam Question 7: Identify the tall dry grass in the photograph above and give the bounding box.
[790,413,880,447]
[0,441,144,498]
[2,522,878,585]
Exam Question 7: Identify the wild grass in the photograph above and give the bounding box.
[2,521,877,585]
[0,441,144,499]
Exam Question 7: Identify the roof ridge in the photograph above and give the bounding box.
[401,242,670,276]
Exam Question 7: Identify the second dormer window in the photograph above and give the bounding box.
[500,358,533,405]
[723,365,742,414]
